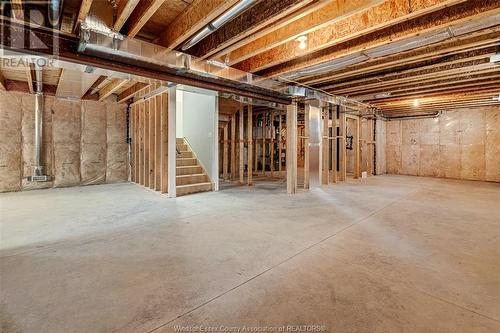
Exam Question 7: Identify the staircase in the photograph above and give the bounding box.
[176,138,213,196]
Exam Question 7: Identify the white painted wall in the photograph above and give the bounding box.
[176,91,183,138]
[178,90,217,183]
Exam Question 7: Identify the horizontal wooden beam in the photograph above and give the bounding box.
[125,0,166,37]
[117,82,149,103]
[75,0,93,30]
[320,47,496,90]
[156,0,239,49]
[113,0,141,32]
[98,79,128,101]
[0,17,291,105]
[223,0,384,65]
[361,77,500,100]
[187,0,314,58]
[370,86,500,103]
[236,0,468,73]
[330,62,498,95]
[5,79,58,97]
[212,0,333,63]
[302,30,500,85]
[249,0,499,77]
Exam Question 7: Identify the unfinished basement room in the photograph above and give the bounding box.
[1,0,499,332]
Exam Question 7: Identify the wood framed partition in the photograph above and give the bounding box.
[130,86,169,194]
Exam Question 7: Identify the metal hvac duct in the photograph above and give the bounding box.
[27,65,51,182]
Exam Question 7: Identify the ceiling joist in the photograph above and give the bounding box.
[156,0,240,50]
[222,0,385,66]
[248,0,499,76]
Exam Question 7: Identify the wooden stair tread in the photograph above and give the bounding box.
[176,182,212,188]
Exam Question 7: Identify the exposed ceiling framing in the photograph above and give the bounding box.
[1,0,499,113]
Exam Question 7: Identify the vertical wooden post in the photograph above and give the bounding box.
[149,98,156,188]
[239,108,244,183]
[322,105,329,185]
[155,95,161,190]
[304,104,310,189]
[339,106,347,181]
[332,105,338,183]
[247,104,253,185]
[278,111,282,177]
[131,105,136,182]
[355,116,361,179]
[139,102,144,185]
[270,111,274,178]
[286,103,297,194]
[262,112,266,176]
[254,115,258,172]
[135,104,140,183]
[223,124,229,180]
[367,119,374,176]
[231,114,236,180]
[144,99,150,188]
[167,87,177,197]
[160,93,168,193]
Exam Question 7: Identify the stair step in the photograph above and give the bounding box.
[176,138,185,144]
[177,151,193,158]
[176,143,189,151]
[176,182,212,196]
[176,165,203,175]
[176,158,197,166]
[176,173,209,185]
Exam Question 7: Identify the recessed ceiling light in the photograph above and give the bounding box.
[413,99,420,107]
[297,35,308,50]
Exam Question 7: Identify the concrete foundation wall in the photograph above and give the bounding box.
[385,106,500,182]
[0,91,129,192]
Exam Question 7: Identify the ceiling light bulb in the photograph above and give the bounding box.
[413,99,420,107]
[297,35,307,50]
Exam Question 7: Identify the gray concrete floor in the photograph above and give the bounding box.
[1,175,499,333]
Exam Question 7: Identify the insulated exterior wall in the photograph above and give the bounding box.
[385,107,500,182]
[0,91,128,192]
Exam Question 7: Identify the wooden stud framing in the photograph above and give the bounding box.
[231,114,236,180]
[270,111,274,178]
[331,105,338,183]
[223,124,229,180]
[278,111,282,176]
[286,103,297,194]
[161,93,168,193]
[304,105,310,189]
[322,105,329,185]
[154,95,161,190]
[239,108,244,183]
[139,102,145,185]
[262,113,266,175]
[339,107,346,181]
[144,99,150,188]
[247,104,253,186]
